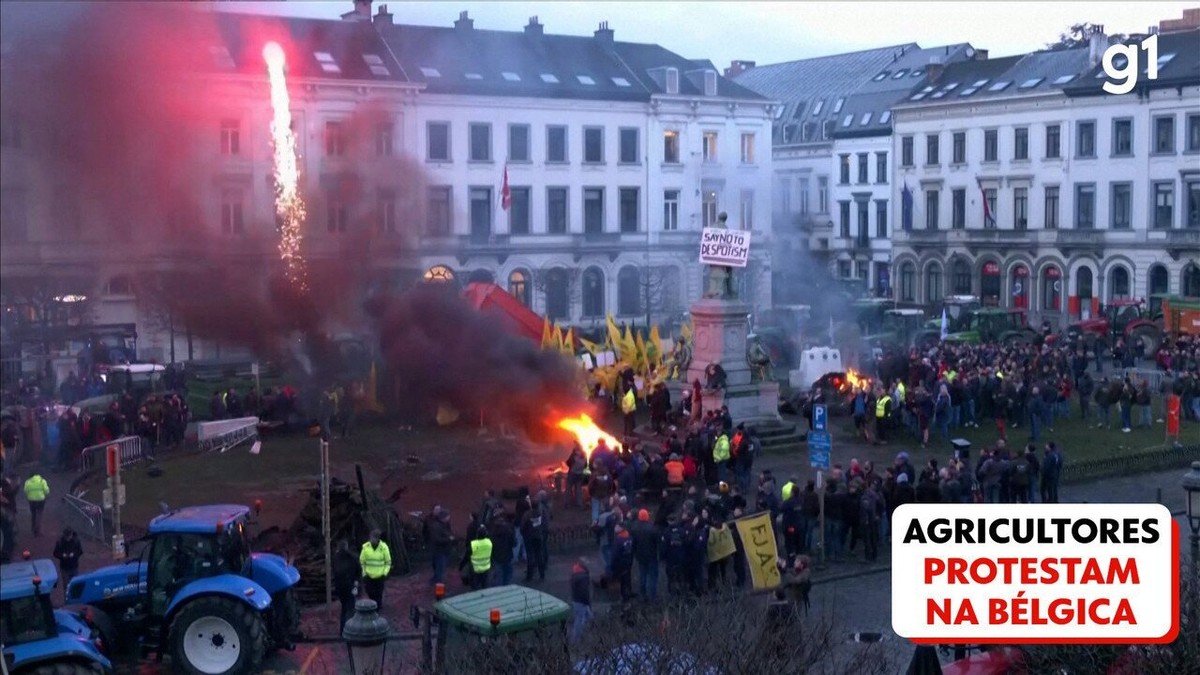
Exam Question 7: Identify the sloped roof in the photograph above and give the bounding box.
[1064,28,1200,96]
[896,46,1095,108]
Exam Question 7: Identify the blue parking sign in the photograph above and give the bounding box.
[813,404,827,432]
[808,430,831,470]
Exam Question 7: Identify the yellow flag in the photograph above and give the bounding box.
[634,331,648,375]
[621,325,636,361]
[579,336,602,356]
[734,512,781,590]
[540,317,553,350]
[606,315,623,355]
[707,525,736,562]
[647,325,662,369]
[561,327,576,356]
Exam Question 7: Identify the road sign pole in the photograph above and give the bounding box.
[320,439,332,618]
[817,470,826,566]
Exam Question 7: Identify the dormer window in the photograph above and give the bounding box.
[665,67,679,94]
[704,70,717,96]
[811,100,823,116]
[363,54,389,77]
[612,77,631,87]
[832,98,844,113]
[540,73,559,83]
[465,72,483,80]
[502,72,521,82]
[314,52,340,74]
[577,75,596,85]
[420,67,441,78]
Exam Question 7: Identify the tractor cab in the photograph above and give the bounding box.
[67,504,300,675]
[945,308,1034,346]
[2,559,113,673]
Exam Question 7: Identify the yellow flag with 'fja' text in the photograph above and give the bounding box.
[734,512,781,590]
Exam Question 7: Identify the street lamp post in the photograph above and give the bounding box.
[343,599,389,675]
[1182,461,1200,568]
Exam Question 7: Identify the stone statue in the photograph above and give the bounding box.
[703,212,736,300]
[668,337,692,382]
[747,335,772,383]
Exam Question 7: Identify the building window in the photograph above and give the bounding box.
[856,201,869,247]
[427,122,450,161]
[617,266,642,316]
[875,199,887,238]
[739,190,755,230]
[220,190,244,234]
[547,187,568,234]
[837,260,851,279]
[469,123,492,161]
[952,132,965,164]
[901,136,913,166]
[508,124,530,162]
[377,189,397,233]
[983,129,998,162]
[1149,266,1169,314]
[899,262,915,302]
[855,260,868,280]
[469,187,492,238]
[544,269,569,322]
[799,178,810,214]
[952,259,971,295]
[839,155,850,184]
[1188,114,1200,152]
[509,187,531,234]
[583,187,605,233]
[1044,186,1059,229]
[1187,179,1200,228]
[1076,121,1096,158]
[1045,124,1061,159]
[375,122,393,157]
[1042,267,1063,311]
[584,127,604,163]
[618,187,639,232]
[1153,182,1174,228]
[952,188,965,229]
[1075,184,1095,228]
[926,264,943,304]
[857,153,869,184]
[424,265,455,283]
[663,189,679,231]
[325,121,346,157]
[925,134,939,165]
[617,128,639,164]
[426,186,451,235]
[1112,119,1133,156]
[663,130,680,163]
[702,189,719,228]
[925,189,939,230]
[817,177,828,213]
[984,188,997,227]
[326,197,348,233]
[1013,127,1029,160]
[740,133,756,164]
[508,270,530,306]
[220,119,240,156]
[702,131,718,162]
[546,125,567,163]
[582,267,605,317]
[1110,183,1132,229]
[1154,116,1175,154]
[875,152,887,183]
[839,201,851,238]
[1109,266,1130,300]
[1013,187,1028,230]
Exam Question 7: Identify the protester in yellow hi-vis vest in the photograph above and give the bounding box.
[713,432,731,483]
[875,389,891,444]
[359,529,391,610]
[462,526,493,591]
[621,387,637,436]
[23,472,49,537]
[780,479,797,502]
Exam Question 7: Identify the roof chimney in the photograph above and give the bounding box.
[455,10,474,32]
[341,0,372,22]
[373,3,393,25]
[724,60,756,78]
[926,56,945,83]
[1087,25,1109,67]
[525,16,543,38]
[594,21,614,47]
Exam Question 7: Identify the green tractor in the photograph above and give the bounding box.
[863,309,939,354]
[941,307,1038,346]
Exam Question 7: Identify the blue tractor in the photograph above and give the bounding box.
[1,558,114,674]
[66,505,301,675]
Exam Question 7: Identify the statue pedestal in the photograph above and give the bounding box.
[676,298,781,426]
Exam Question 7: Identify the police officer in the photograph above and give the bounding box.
[467,525,493,590]
[359,529,391,610]
[23,472,49,537]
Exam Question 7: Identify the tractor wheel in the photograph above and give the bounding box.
[1131,327,1159,358]
[23,660,106,675]
[168,597,266,675]
[268,588,302,650]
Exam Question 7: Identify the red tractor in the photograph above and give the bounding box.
[1065,298,1161,355]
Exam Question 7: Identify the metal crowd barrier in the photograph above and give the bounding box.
[79,435,147,473]
[1122,367,1167,392]
[196,416,260,454]
[59,492,107,542]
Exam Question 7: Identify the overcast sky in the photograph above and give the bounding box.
[223,1,1194,66]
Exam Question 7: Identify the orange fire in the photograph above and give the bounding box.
[555,413,621,462]
[844,368,871,392]
[262,41,308,290]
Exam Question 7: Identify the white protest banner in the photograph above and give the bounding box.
[699,228,752,268]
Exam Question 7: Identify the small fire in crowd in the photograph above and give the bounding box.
[555,413,621,462]
[262,41,308,290]
[844,368,871,392]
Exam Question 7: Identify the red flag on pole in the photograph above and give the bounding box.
[500,164,511,211]
[976,176,995,228]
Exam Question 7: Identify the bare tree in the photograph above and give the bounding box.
[1046,22,1127,50]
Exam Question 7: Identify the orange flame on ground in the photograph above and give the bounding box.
[262,41,308,290]
[555,413,621,462]
[845,368,871,392]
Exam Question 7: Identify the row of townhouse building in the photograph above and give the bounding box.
[736,11,1200,327]
[0,1,775,362]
